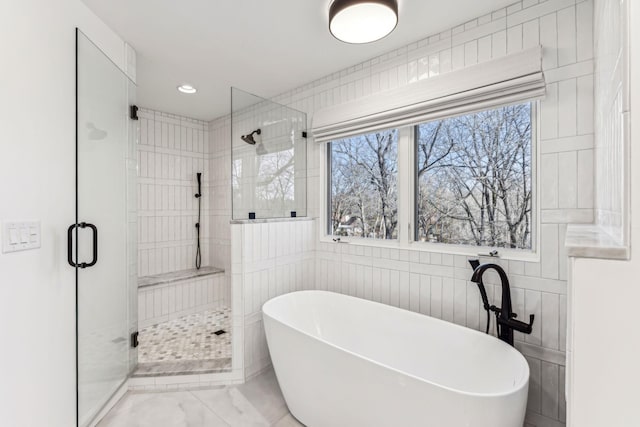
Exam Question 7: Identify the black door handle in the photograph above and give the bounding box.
[67,222,98,268]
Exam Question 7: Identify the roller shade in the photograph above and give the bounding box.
[312,46,545,143]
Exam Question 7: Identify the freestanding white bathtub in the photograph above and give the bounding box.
[263,290,529,427]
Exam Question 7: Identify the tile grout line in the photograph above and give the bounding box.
[188,389,232,427]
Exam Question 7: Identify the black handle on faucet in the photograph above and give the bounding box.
[499,314,535,334]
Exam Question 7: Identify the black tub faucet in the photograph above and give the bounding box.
[468,259,534,346]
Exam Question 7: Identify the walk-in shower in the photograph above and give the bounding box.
[133,108,228,378]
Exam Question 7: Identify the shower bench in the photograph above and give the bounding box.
[137,266,227,328]
[138,266,224,288]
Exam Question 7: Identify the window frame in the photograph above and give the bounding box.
[325,128,402,243]
[320,101,540,262]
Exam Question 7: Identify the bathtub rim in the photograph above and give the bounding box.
[263,290,530,399]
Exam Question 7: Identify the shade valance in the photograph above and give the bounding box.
[312,46,545,143]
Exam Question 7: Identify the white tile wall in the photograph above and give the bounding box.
[593,0,629,245]
[137,108,212,277]
[209,116,233,307]
[208,1,596,425]
[230,219,316,379]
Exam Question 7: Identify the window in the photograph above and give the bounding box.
[415,103,533,249]
[328,129,398,240]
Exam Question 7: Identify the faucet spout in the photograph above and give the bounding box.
[469,259,480,274]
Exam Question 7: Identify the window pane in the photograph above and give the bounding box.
[329,129,399,239]
[416,103,533,249]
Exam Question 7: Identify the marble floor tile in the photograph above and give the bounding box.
[96,391,228,427]
[273,414,304,427]
[99,369,306,427]
[234,370,288,424]
[191,387,270,427]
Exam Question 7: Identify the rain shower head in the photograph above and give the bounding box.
[241,128,261,145]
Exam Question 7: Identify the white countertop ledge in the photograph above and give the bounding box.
[565,224,629,260]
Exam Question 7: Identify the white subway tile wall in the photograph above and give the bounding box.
[207,1,594,425]
[137,108,212,277]
[230,220,316,379]
[209,117,232,277]
[594,0,629,244]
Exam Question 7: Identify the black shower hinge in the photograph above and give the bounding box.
[130,105,139,120]
[131,331,139,348]
[302,131,308,138]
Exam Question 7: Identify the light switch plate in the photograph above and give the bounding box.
[2,221,41,253]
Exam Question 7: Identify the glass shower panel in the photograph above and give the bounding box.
[75,30,137,427]
[231,87,307,219]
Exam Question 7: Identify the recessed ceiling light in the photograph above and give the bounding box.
[329,0,398,44]
[177,84,197,94]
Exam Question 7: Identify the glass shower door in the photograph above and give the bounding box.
[73,30,137,427]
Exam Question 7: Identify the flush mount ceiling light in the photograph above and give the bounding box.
[177,84,197,94]
[329,0,398,44]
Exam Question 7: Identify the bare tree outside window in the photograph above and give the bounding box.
[416,103,533,249]
[329,129,398,239]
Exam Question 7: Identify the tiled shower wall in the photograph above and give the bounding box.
[593,0,629,245]
[209,1,595,425]
[230,219,316,378]
[209,112,315,381]
[209,117,232,276]
[137,108,212,276]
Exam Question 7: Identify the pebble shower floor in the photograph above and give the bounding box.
[136,307,232,375]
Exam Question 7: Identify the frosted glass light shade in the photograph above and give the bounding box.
[329,0,398,44]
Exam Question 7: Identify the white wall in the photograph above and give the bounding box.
[0,1,130,426]
[568,0,639,425]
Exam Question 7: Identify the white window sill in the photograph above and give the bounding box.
[565,224,629,260]
[320,236,539,262]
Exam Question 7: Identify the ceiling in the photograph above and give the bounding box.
[82,0,515,121]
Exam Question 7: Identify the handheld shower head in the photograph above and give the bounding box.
[195,172,202,198]
[241,128,261,145]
